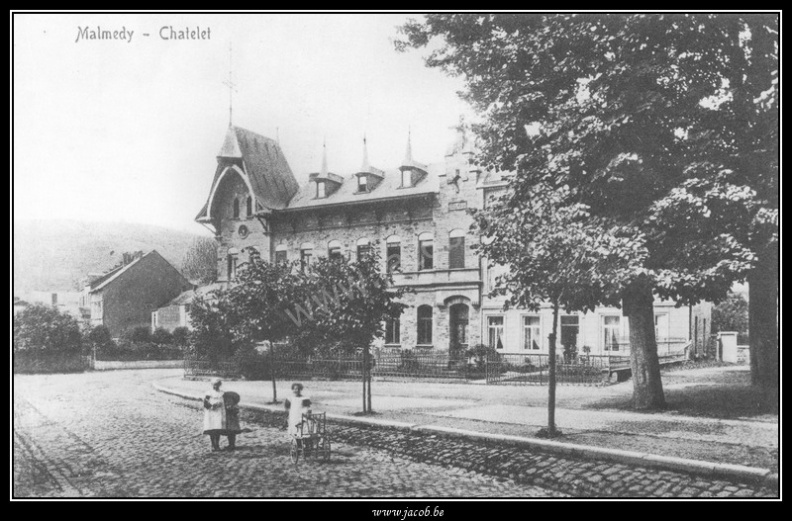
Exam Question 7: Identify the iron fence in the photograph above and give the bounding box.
[182,338,690,386]
[183,359,241,380]
[485,353,611,386]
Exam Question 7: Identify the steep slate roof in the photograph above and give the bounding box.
[196,126,300,220]
[89,251,190,294]
[284,163,442,210]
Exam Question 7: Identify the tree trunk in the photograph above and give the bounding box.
[547,301,559,434]
[748,244,779,412]
[623,282,666,410]
[269,341,278,404]
[362,345,369,413]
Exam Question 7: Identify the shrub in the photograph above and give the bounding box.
[172,327,190,347]
[465,344,499,372]
[563,342,578,363]
[13,304,83,354]
[87,325,116,354]
[120,326,152,344]
[151,327,174,345]
[233,345,270,380]
[397,349,420,372]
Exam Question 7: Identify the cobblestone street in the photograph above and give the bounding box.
[13,370,559,498]
[13,370,776,498]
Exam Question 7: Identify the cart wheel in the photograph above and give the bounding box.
[290,439,299,465]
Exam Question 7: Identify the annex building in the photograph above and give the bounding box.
[196,125,712,359]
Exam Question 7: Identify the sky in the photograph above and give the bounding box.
[13,13,474,236]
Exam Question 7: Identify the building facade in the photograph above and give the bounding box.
[81,251,193,336]
[197,125,708,357]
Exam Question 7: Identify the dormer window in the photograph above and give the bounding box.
[357,175,368,193]
[316,181,326,199]
[401,170,412,188]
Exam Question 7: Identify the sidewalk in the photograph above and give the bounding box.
[152,367,778,488]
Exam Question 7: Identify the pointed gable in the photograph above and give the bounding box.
[196,126,300,222]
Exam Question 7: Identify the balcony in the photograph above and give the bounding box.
[392,267,482,288]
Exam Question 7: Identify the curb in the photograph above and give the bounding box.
[153,383,778,491]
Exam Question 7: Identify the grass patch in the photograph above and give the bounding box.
[584,366,778,418]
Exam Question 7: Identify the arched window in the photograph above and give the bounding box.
[386,235,401,273]
[328,240,342,260]
[232,198,240,219]
[418,232,434,270]
[246,196,253,217]
[227,247,239,281]
[356,237,371,261]
[417,305,433,345]
[300,242,314,272]
[275,243,288,264]
[449,229,466,269]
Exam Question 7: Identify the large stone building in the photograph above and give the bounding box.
[196,125,710,358]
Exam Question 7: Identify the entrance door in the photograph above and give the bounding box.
[449,303,469,360]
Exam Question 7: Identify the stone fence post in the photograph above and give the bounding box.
[717,331,738,363]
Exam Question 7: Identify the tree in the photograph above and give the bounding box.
[712,292,749,334]
[474,185,647,428]
[181,237,218,285]
[225,256,309,403]
[13,304,83,354]
[226,246,408,413]
[294,247,409,414]
[187,289,244,364]
[397,14,775,409]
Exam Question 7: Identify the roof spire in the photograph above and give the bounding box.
[403,126,413,164]
[222,43,237,127]
[320,137,328,175]
[361,133,370,171]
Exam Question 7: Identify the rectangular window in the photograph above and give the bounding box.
[401,170,412,188]
[603,316,621,351]
[316,181,326,198]
[419,240,434,270]
[357,175,368,193]
[275,250,287,264]
[387,244,401,273]
[523,316,541,350]
[488,316,505,349]
[449,236,465,269]
[417,307,433,345]
[560,316,580,349]
[385,316,401,345]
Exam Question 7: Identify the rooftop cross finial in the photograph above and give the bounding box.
[222,43,238,127]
